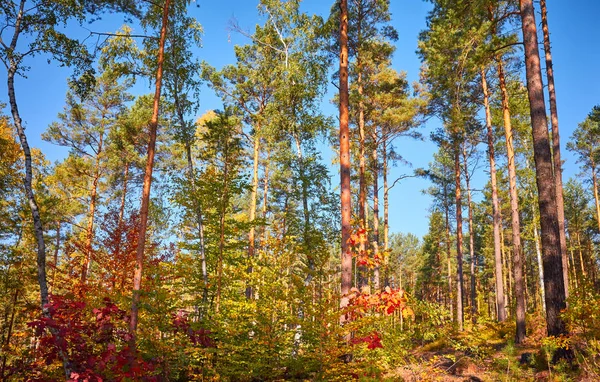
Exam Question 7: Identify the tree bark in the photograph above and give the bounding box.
[462,143,476,323]
[372,132,380,291]
[540,0,569,300]
[8,66,49,312]
[130,0,170,340]
[357,46,368,291]
[260,151,270,244]
[520,0,569,347]
[6,3,73,376]
[383,140,390,288]
[533,199,546,313]
[497,57,526,343]
[51,221,61,294]
[444,183,453,321]
[454,147,464,331]
[246,134,260,299]
[339,0,352,322]
[592,165,600,233]
[481,69,506,322]
[115,162,129,284]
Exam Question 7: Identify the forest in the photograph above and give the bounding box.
[1,0,600,380]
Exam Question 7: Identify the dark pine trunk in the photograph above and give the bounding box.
[519,0,570,358]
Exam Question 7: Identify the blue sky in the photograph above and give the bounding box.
[1,0,599,239]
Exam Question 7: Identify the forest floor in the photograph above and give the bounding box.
[384,320,599,382]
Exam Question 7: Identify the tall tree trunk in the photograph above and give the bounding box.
[444,184,453,321]
[118,162,129,229]
[540,0,569,300]
[497,58,526,343]
[82,132,104,283]
[576,232,586,279]
[592,165,600,233]
[533,200,546,313]
[372,133,380,291]
[339,0,352,320]
[481,69,506,322]
[520,0,569,349]
[260,150,270,244]
[130,0,170,340]
[51,221,61,294]
[7,4,72,376]
[246,134,260,299]
[8,67,49,313]
[115,162,129,290]
[383,140,390,288]
[454,147,464,331]
[462,143,476,323]
[357,57,368,291]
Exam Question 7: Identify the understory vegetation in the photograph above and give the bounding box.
[1,0,599,380]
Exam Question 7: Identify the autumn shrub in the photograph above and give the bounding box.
[17,295,157,381]
[562,285,600,377]
[409,299,451,345]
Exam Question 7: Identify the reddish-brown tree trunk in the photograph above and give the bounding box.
[481,69,506,322]
[339,0,352,318]
[130,0,171,340]
[520,0,569,346]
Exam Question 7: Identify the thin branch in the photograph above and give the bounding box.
[384,173,420,193]
[228,18,286,55]
[489,41,524,55]
[85,29,157,40]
